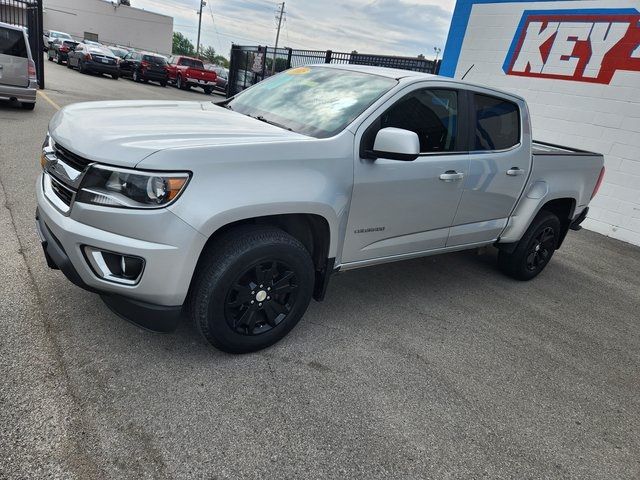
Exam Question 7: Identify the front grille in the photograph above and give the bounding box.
[50,176,74,206]
[53,144,91,172]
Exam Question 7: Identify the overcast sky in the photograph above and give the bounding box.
[130,0,456,59]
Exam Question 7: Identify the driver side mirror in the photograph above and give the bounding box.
[369,127,420,161]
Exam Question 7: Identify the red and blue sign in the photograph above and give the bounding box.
[503,9,640,84]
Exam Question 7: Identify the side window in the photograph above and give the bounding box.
[378,89,459,153]
[474,94,520,151]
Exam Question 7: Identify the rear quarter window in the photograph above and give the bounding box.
[474,94,520,151]
[0,27,28,58]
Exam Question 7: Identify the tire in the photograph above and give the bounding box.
[160,81,167,87]
[21,102,35,111]
[177,75,188,90]
[190,226,315,354]
[56,53,63,65]
[498,211,561,281]
[67,59,73,69]
[47,52,53,62]
[112,73,119,80]
[79,61,86,74]
[203,86,213,95]
[132,69,139,82]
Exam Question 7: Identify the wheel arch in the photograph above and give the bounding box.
[498,195,578,252]
[190,213,335,302]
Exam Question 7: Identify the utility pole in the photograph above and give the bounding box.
[272,2,285,74]
[196,0,206,56]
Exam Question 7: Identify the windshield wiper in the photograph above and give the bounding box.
[252,115,294,132]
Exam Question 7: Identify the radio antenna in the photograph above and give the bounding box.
[461,64,475,81]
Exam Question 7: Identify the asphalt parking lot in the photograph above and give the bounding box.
[1,59,640,480]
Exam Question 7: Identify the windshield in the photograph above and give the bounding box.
[52,32,72,40]
[143,54,167,65]
[228,67,397,138]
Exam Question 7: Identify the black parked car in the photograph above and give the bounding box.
[67,43,120,79]
[119,51,168,86]
[47,38,78,64]
[205,64,228,92]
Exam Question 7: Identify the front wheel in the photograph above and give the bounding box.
[498,211,561,281]
[56,53,63,65]
[132,69,139,82]
[203,86,213,95]
[111,73,119,80]
[190,226,314,354]
[160,81,167,87]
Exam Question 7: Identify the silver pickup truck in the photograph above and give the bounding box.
[36,65,605,353]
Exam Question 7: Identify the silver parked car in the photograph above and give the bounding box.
[36,65,604,353]
[0,21,37,110]
[43,29,73,51]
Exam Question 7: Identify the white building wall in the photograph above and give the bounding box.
[443,0,640,246]
[43,0,173,54]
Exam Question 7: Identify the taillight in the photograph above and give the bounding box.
[84,53,92,61]
[27,59,37,81]
[592,166,606,199]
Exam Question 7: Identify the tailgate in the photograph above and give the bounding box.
[0,53,28,87]
[186,68,215,82]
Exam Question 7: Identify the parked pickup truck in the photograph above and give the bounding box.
[166,55,217,94]
[36,65,605,353]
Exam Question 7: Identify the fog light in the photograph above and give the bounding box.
[83,246,145,285]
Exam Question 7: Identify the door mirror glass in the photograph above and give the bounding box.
[371,127,420,161]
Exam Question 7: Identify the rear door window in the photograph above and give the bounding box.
[0,27,28,58]
[473,94,520,151]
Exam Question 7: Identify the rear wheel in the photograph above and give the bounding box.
[190,226,314,353]
[21,102,35,110]
[203,86,213,95]
[79,61,86,74]
[56,53,63,65]
[111,73,119,80]
[160,81,167,87]
[132,69,140,82]
[47,52,53,61]
[498,211,561,281]
[67,59,73,69]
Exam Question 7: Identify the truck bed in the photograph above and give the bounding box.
[532,140,602,157]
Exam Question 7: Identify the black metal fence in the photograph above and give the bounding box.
[0,0,44,88]
[227,45,440,97]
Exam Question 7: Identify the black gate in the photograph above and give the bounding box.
[227,45,440,97]
[0,0,44,88]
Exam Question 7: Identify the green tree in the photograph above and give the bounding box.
[201,46,217,63]
[172,32,195,56]
[213,55,229,68]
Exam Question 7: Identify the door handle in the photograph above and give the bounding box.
[439,170,464,182]
[507,167,525,176]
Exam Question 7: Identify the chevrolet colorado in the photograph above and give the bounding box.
[36,65,605,353]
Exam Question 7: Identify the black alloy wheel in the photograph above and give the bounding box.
[224,260,299,336]
[190,225,315,353]
[525,226,555,272]
[498,210,561,281]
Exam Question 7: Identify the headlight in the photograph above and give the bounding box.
[76,165,190,209]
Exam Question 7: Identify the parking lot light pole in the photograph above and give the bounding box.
[196,0,206,56]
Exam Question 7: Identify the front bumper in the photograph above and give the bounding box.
[0,80,37,104]
[36,173,207,330]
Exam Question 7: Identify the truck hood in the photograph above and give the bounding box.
[48,100,309,167]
